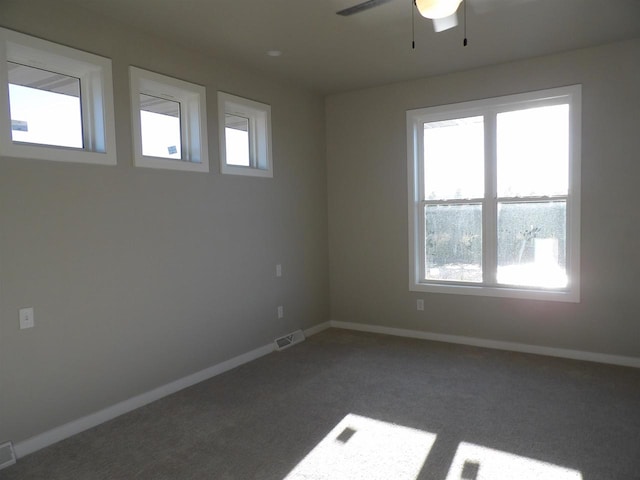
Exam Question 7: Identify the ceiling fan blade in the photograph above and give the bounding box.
[336,0,396,16]
[432,12,458,32]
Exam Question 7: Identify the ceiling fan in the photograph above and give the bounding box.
[337,0,466,33]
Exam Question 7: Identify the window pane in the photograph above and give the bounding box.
[139,94,181,159]
[423,116,484,200]
[225,114,250,167]
[497,201,567,288]
[497,104,569,197]
[8,62,83,148]
[425,204,482,282]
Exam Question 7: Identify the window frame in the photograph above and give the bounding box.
[0,27,117,165]
[129,66,209,173]
[218,91,272,178]
[407,85,581,302]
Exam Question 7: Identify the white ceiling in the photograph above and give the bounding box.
[61,0,640,94]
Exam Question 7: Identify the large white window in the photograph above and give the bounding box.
[407,86,581,302]
[130,67,208,172]
[218,92,272,177]
[0,28,117,165]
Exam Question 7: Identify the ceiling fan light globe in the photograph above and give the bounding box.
[415,0,462,19]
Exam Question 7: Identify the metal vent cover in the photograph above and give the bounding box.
[0,442,16,470]
[274,329,305,351]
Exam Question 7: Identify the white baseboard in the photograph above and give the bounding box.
[15,319,635,460]
[330,320,640,369]
[13,342,274,459]
[303,321,331,337]
[14,321,331,459]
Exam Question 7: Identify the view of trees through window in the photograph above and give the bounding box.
[422,104,570,288]
[425,204,482,282]
[497,201,567,287]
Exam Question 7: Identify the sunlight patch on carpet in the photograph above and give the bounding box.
[283,413,437,480]
[445,442,583,480]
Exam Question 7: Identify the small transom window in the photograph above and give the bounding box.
[129,66,208,173]
[0,27,117,165]
[218,91,272,177]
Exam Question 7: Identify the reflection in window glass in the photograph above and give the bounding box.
[225,114,250,167]
[139,93,181,159]
[8,62,82,148]
[497,105,569,197]
[425,204,482,282]
[497,201,567,288]
[423,116,484,200]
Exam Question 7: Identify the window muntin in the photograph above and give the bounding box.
[0,27,117,165]
[129,67,208,172]
[407,86,581,302]
[218,92,272,177]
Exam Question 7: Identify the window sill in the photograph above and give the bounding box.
[134,155,208,173]
[410,281,580,303]
[0,142,116,166]
[220,163,273,178]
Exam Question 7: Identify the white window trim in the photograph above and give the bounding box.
[130,66,209,173]
[218,91,272,178]
[407,85,581,302]
[0,27,117,165]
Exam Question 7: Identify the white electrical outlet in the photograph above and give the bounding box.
[417,299,424,311]
[19,307,34,329]
[277,305,284,319]
[276,264,282,277]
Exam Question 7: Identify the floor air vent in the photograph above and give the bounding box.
[275,330,305,351]
[0,442,16,470]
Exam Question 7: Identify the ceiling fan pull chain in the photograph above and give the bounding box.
[412,0,416,49]
[463,0,468,46]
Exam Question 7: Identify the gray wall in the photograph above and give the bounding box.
[0,2,329,444]
[327,39,640,358]
[2,0,639,451]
